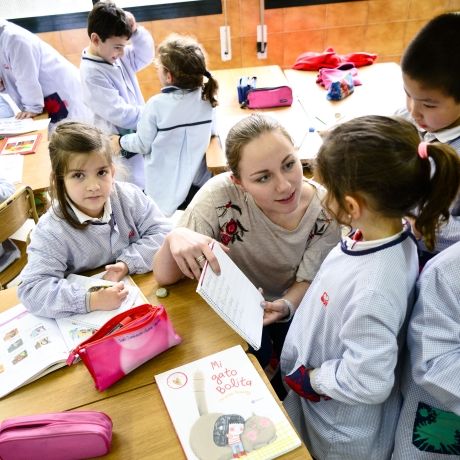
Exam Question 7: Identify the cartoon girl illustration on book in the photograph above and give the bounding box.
[189,371,276,459]
[214,414,246,458]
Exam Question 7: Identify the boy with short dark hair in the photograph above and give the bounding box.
[80,2,154,188]
[398,12,460,259]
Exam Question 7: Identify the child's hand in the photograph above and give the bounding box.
[103,261,129,281]
[262,298,291,326]
[16,110,41,119]
[124,11,137,33]
[110,135,121,155]
[89,282,129,311]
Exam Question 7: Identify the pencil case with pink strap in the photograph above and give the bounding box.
[67,304,181,391]
[0,410,112,460]
[243,85,293,109]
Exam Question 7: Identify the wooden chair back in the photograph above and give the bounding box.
[0,186,39,288]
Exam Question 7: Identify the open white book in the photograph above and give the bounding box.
[196,243,264,350]
[0,274,144,399]
[155,345,302,460]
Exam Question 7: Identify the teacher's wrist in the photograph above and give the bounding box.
[277,298,295,323]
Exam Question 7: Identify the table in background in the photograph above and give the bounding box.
[0,275,311,458]
[284,62,406,132]
[207,65,318,174]
[19,128,51,193]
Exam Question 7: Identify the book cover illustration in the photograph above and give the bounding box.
[0,133,41,155]
[155,345,301,460]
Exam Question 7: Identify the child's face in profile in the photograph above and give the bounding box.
[64,151,114,218]
[90,34,129,64]
[403,73,460,133]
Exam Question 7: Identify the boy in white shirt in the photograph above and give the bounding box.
[80,2,154,189]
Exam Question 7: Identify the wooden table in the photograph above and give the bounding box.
[284,62,406,132]
[0,128,51,194]
[0,274,310,459]
[207,65,316,174]
[19,128,51,193]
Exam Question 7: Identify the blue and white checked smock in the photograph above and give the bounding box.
[120,86,215,216]
[393,241,460,459]
[18,182,171,318]
[281,227,419,460]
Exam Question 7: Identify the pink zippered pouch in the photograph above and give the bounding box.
[67,304,181,391]
[0,411,112,460]
[246,85,293,109]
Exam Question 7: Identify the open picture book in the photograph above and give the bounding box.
[196,243,264,350]
[155,345,302,460]
[0,273,144,399]
[0,133,42,155]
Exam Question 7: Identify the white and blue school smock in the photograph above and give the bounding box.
[281,226,419,460]
[18,181,171,318]
[0,19,91,123]
[80,26,154,190]
[393,241,460,459]
[120,86,215,217]
[80,26,153,135]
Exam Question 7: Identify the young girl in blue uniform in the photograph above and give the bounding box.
[280,115,460,460]
[393,240,460,459]
[120,34,218,217]
[18,122,171,318]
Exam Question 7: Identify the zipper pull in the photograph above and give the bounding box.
[66,348,84,366]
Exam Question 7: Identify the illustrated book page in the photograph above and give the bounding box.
[196,243,264,350]
[0,273,145,398]
[155,345,301,460]
[0,303,69,399]
[55,273,145,350]
[0,133,42,155]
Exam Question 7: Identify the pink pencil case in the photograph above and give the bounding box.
[245,85,293,109]
[67,304,181,391]
[0,411,112,460]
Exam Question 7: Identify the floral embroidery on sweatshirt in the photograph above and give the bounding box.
[216,201,248,245]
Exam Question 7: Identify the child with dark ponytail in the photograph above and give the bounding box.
[280,115,460,460]
[120,33,218,216]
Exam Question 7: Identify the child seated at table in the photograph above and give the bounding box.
[397,12,460,263]
[120,33,218,217]
[18,122,171,318]
[80,1,154,189]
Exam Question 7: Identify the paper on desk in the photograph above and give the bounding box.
[297,129,323,161]
[0,93,20,116]
[0,117,50,136]
[0,154,23,183]
[55,273,144,350]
